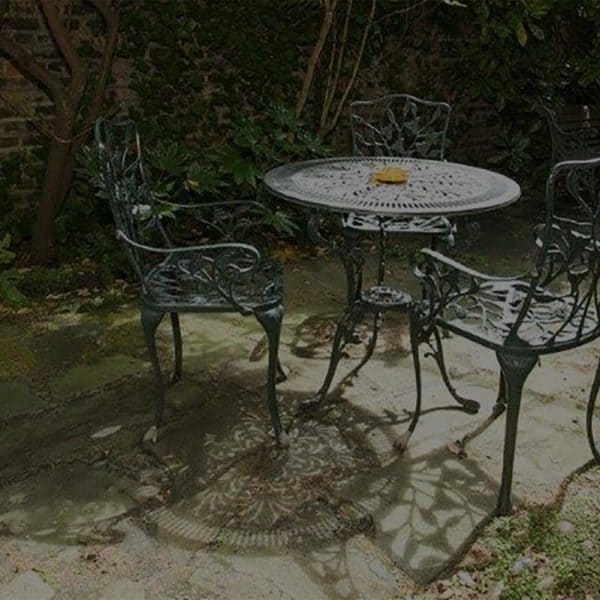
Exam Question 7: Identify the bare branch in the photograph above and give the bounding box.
[39,0,85,79]
[88,0,113,23]
[75,0,119,145]
[0,34,63,100]
[321,0,352,127]
[320,8,337,128]
[295,0,338,119]
[326,0,376,135]
[375,0,432,22]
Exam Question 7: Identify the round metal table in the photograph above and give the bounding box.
[264,156,521,411]
[264,156,520,217]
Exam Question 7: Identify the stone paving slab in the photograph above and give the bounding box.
[0,256,598,598]
[0,570,55,600]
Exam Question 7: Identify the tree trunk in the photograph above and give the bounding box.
[2,1,119,265]
[31,109,74,264]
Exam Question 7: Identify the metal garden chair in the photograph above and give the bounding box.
[407,157,600,514]
[341,94,453,371]
[542,103,600,165]
[94,118,287,446]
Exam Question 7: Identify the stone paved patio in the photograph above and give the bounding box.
[0,253,598,598]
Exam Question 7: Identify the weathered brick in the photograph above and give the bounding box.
[0,119,28,133]
[9,18,39,30]
[0,137,20,148]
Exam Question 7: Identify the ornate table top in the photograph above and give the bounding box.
[264,157,521,217]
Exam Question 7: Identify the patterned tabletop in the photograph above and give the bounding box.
[264,156,521,217]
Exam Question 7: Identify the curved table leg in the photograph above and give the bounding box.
[395,307,423,452]
[348,311,382,378]
[297,302,362,414]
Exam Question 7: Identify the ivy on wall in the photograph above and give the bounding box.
[119,0,320,145]
[443,0,600,176]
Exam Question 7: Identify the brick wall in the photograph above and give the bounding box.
[0,2,93,207]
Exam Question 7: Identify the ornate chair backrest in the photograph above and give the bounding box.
[510,157,600,347]
[95,118,171,281]
[350,94,451,160]
[542,104,600,165]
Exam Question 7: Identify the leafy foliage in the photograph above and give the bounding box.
[0,233,27,307]
[119,0,319,144]
[78,103,328,241]
[444,0,600,180]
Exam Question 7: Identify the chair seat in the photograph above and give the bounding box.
[144,252,283,311]
[437,278,599,352]
[343,213,451,235]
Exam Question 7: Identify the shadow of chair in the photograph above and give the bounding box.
[408,157,600,514]
[94,118,287,446]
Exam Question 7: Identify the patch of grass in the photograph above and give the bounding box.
[421,468,600,599]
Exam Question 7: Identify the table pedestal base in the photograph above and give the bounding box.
[298,213,481,452]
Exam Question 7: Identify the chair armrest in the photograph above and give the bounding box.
[116,230,261,262]
[415,249,516,283]
[158,199,262,211]
[410,248,526,326]
[117,230,269,313]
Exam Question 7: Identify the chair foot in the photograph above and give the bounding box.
[394,430,412,453]
[295,393,324,415]
[276,359,289,383]
[496,497,513,516]
[460,399,481,415]
[142,425,159,444]
[276,429,290,449]
[449,392,507,458]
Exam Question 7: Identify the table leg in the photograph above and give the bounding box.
[298,215,366,413]
[296,301,363,413]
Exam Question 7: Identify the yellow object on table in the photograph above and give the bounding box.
[370,166,410,184]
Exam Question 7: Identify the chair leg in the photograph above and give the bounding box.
[255,305,288,448]
[395,307,423,452]
[430,233,438,252]
[587,358,600,463]
[495,351,537,515]
[141,307,165,441]
[451,372,507,457]
[428,326,480,414]
[170,312,183,384]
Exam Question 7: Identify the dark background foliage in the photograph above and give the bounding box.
[1,0,599,304]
